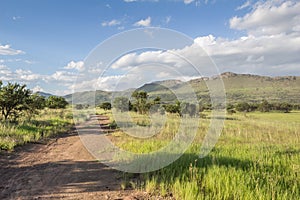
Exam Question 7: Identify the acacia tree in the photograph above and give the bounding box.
[131,91,150,115]
[0,82,31,121]
[46,96,68,109]
[99,102,112,110]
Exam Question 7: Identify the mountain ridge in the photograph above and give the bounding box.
[62,72,300,104]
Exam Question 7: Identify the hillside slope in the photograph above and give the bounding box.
[65,72,300,105]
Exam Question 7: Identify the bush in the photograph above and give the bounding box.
[46,96,68,109]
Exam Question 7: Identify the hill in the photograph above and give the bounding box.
[65,72,300,105]
[35,91,54,98]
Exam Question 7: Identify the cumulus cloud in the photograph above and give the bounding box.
[31,85,44,93]
[230,0,300,36]
[101,19,121,27]
[63,61,85,71]
[65,0,300,92]
[0,64,79,95]
[134,17,151,27]
[0,44,24,55]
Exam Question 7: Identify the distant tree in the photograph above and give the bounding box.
[258,99,271,112]
[153,96,161,105]
[99,102,112,110]
[226,103,236,114]
[46,96,68,109]
[0,82,31,121]
[199,103,212,112]
[235,102,251,112]
[164,101,181,114]
[74,104,89,110]
[277,102,292,113]
[113,96,130,112]
[149,96,161,113]
[131,91,150,114]
[181,102,198,117]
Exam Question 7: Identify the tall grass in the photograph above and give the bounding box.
[0,108,73,151]
[106,110,300,199]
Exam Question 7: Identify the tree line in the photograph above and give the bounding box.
[98,91,199,117]
[0,81,68,122]
[97,91,300,116]
[227,100,297,113]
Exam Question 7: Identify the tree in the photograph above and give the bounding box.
[181,102,198,117]
[277,102,292,113]
[46,96,68,109]
[24,94,46,120]
[131,91,150,114]
[99,102,112,110]
[149,96,161,113]
[235,102,251,112]
[113,96,130,112]
[0,82,31,121]
[258,100,271,112]
[164,101,181,114]
[226,103,236,114]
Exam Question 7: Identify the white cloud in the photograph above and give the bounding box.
[236,1,251,10]
[102,19,121,27]
[50,71,77,82]
[0,44,24,55]
[31,85,44,93]
[63,61,85,71]
[164,16,172,24]
[184,0,195,4]
[230,0,300,36]
[15,69,42,81]
[134,17,151,27]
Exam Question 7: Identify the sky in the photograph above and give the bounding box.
[0,0,300,95]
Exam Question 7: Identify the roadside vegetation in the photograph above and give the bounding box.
[0,81,71,151]
[96,90,300,199]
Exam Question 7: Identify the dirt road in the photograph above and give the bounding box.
[0,116,151,200]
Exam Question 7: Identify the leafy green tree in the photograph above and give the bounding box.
[99,102,112,110]
[235,102,251,112]
[113,96,130,112]
[164,101,181,114]
[131,91,150,114]
[277,102,292,113]
[0,82,31,121]
[258,99,271,112]
[149,96,161,113]
[24,94,46,120]
[46,96,68,109]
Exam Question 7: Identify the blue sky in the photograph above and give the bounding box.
[1,0,300,95]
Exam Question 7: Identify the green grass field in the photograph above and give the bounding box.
[0,108,73,151]
[102,109,300,199]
